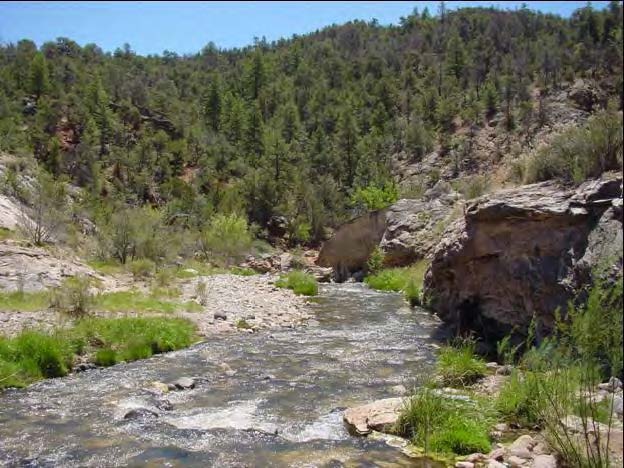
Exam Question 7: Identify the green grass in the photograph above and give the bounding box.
[93,290,201,313]
[230,266,257,276]
[364,268,409,292]
[235,318,253,329]
[396,386,493,456]
[0,316,196,389]
[86,259,126,276]
[0,290,50,312]
[275,270,318,296]
[364,261,428,306]
[0,330,74,387]
[437,341,487,387]
[0,227,15,240]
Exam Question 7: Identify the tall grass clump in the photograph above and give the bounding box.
[71,316,195,366]
[437,339,487,387]
[396,385,493,456]
[49,275,94,318]
[0,331,74,387]
[275,270,318,296]
[364,261,428,306]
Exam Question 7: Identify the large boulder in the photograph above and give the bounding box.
[380,194,459,266]
[423,174,622,341]
[317,209,387,281]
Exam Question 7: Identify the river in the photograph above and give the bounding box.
[0,283,444,467]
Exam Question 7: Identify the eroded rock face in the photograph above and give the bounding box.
[0,241,101,292]
[423,174,623,341]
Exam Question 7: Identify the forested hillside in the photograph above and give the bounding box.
[0,2,622,255]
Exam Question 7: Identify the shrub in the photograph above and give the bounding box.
[128,258,156,279]
[404,278,421,306]
[199,213,253,266]
[195,280,208,306]
[230,266,257,276]
[50,275,94,318]
[437,340,487,387]
[275,271,318,296]
[350,183,399,212]
[366,246,385,275]
[523,108,623,184]
[235,319,252,330]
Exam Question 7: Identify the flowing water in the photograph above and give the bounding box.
[0,283,445,467]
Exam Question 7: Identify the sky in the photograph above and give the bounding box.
[0,1,612,56]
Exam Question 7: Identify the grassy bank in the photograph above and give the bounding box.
[0,289,202,314]
[364,260,428,306]
[396,277,623,464]
[0,316,196,389]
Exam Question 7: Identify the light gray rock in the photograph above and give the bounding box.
[455,462,474,468]
[343,397,404,435]
[171,377,195,390]
[509,434,536,458]
[508,455,528,467]
[531,454,557,468]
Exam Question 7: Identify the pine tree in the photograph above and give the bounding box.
[29,52,50,99]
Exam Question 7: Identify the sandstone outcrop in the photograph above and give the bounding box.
[317,209,387,281]
[423,173,623,340]
[317,193,458,280]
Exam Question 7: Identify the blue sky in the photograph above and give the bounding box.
[0,1,611,56]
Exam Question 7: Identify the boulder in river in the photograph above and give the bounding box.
[123,408,159,420]
[343,397,403,435]
[170,377,196,390]
[423,173,623,340]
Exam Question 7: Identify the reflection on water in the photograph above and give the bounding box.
[0,283,444,467]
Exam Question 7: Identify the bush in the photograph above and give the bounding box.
[366,246,385,275]
[396,386,493,456]
[50,275,94,318]
[437,340,487,387]
[199,213,253,266]
[275,271,318,296]
[350,183,399,212]
[128,258,156,279]
[523,108,623,184]
[404,278,421,306]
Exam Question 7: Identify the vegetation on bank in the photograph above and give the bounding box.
[397,276,623,465]
[0,286,202,315]
[0,316,196,389]
[275,270,318,296]
[364,259,428,306]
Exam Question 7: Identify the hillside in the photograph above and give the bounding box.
[0,2,622,255]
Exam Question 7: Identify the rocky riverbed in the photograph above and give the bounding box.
[0,272,311,338]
